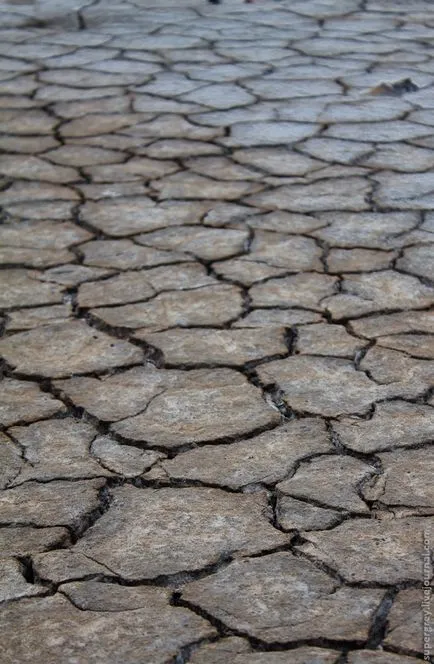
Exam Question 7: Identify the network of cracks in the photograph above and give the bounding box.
[0,0,433,662]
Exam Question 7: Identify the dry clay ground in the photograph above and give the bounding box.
[0,0,433,662]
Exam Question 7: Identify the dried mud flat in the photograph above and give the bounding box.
[0,0,433,662]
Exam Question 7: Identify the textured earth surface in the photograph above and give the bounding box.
[0,0,433,662]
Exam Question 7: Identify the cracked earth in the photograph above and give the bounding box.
[0,0,433,662]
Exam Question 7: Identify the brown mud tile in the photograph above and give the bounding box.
[8,418,111,485]
[0,378,65,427]
[0,590,214,664]
[277,455,376,512]
[93,284,243,330]
[0,478,106,528]
[297,517,434,584]
[161,418,331,489]
[0,321,143,378]
[112,369,279,447]
[182,552,383,643]
[0,269,64,309]
[74,486,287,579]
[142,326,287,366]
[334,401,434,454]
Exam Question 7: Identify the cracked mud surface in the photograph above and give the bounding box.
[0,0,433,662]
